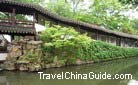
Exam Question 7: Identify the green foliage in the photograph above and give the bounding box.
[40,25,92,49]
[14,0,42,4]
[18,48,43,65]
[0,12,7,19]
[119,0,138,6]
[46,0,73,18]
[40,25,92,64]
[75,0,135,33]
[40,25,138,65]
[19,51,42,64]
[45,0,138,34]
[77,41,138,61]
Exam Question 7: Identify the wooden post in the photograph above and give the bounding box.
[11,35,14,41]
[12,8,16,26]
[136,40,138,47]
[33,13,36,29]
[107,35,110,43]
[33,13,37,41]
[96,31,99,40]
[119,37,122,46]
[49,21,53,27]
[35,13,38,23]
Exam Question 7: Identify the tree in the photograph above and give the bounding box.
[46,0,85,15]
[14,0,42,4]
[46,0,73,18]
[119,0,138,6]
[45,0,138,34]
[76,0,138,34]
[66,0,84,13]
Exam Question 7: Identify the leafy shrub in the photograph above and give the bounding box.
[79,41,138,61]
[40,25,138,64]
[40,25,92,64]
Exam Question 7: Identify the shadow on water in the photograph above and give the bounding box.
[0,57,138,85]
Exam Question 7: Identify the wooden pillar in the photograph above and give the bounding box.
[120,37,122,47]
[35,13,38,23]
[10,8,16,41]
[136,40,138,47]
[33,13,36,29]
[11,35,15,41]
[115,36,117,46]
[107,35,110,43]
[49,21,53,27]
[33,13,37,40]
[96,31,99,40]
[12,8,16,26]
[57,21,59,25]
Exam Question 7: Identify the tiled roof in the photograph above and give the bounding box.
[0,0,138,39]
[0,25,35,35]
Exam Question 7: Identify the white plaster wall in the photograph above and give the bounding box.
[0,53,7,61]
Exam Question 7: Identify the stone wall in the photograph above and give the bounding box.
[3,39,43,71]
[2,39,94,72]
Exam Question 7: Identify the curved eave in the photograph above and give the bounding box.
[0,25,36,35]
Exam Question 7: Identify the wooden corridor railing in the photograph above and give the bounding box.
[0,19,35,29]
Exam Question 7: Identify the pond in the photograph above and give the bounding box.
[0,57,138,85]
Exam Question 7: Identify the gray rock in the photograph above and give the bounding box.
[28,41,42,45]
[19,65,28,71]
[76,59,85,65]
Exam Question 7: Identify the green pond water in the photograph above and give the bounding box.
[0,57,138,85]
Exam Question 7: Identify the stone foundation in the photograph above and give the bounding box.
[3,39,43,71]
[2,39,94,72]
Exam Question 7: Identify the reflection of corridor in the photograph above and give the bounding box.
[0,76,9,85]
[128,80,138,85]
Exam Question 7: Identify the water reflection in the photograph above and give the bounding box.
[128,80,138,85]
[0,76,9,85]
[0,57,138,85]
